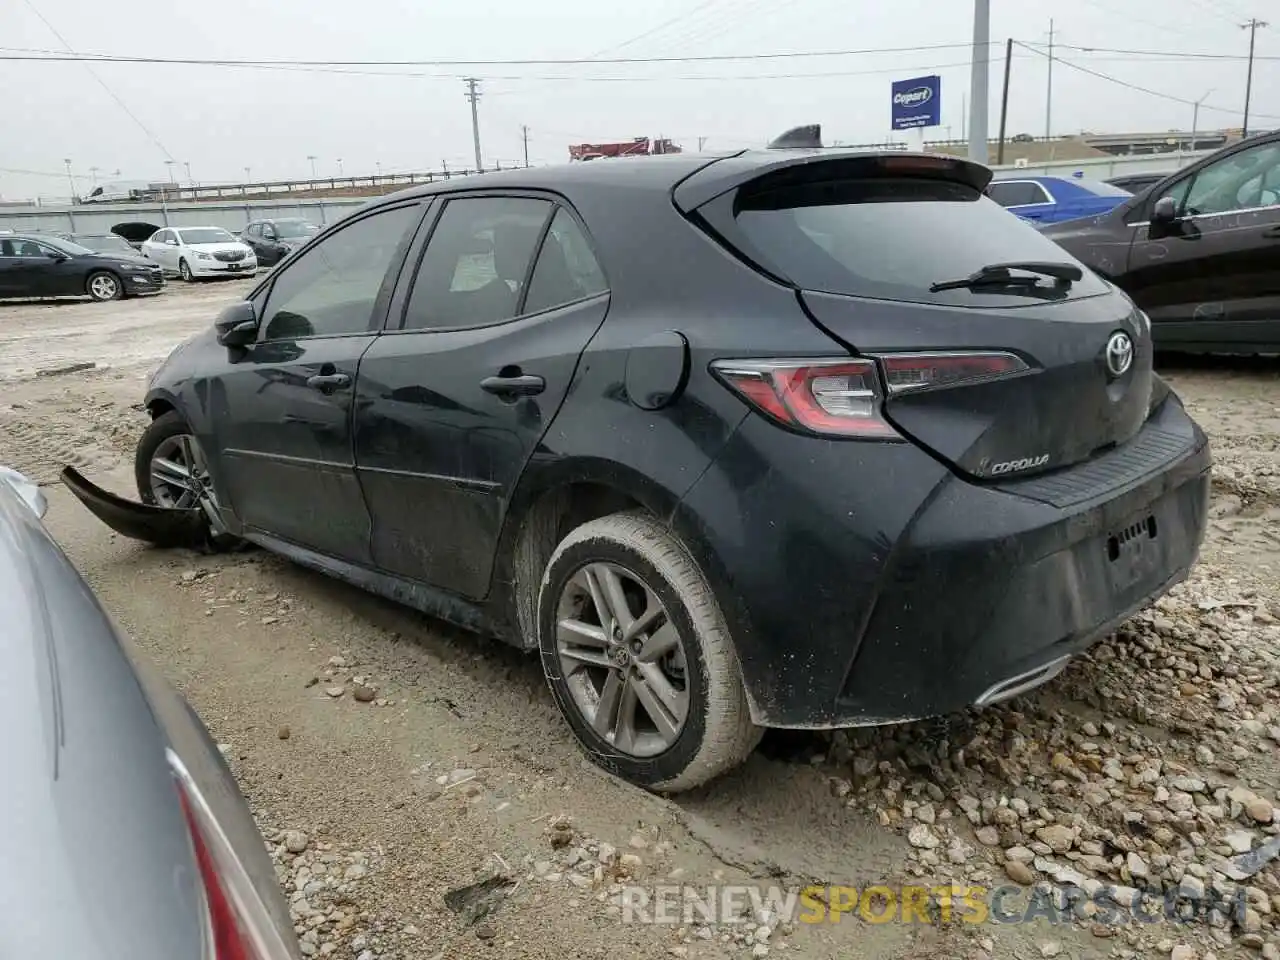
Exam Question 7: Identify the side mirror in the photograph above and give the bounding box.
[1151,196,1179,224]
[215,301,259,347]
[46,252,67,262]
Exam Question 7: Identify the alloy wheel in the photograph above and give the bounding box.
[89,274,119,300]
[555,561,689,758]
[149,433,219,512]
[180,261,193,282]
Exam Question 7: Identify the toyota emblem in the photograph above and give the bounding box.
[1105,331,1134,378]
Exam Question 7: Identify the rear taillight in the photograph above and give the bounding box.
[168,750,295,960]
[710,358,900,439]
[871,351,1028,394]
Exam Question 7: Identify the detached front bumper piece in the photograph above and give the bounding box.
[60,465,214,550]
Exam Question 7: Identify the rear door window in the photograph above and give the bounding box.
[715,175,1109,307]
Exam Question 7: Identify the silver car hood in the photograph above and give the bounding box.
[0,487,207,958]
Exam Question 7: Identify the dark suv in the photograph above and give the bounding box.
[1044,131,1280,353]
[242,218,320,267]
[68,143,1210,792]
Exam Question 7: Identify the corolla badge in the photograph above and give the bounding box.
[1105,331,1134,377]
[893,87,934,108]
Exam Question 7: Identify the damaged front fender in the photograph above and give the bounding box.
[60,465,217,551]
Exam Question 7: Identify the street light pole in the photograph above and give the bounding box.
[337,158,344,176]
[307,155,318,179]
[184,161,193,185]
[63,158,77,231]
[967,0,991,163]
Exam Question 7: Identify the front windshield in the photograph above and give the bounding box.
[275,219,319,239]
[40,236,97,256]
[179,228,235,245]
[75,235,135,254]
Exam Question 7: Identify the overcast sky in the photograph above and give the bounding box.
[1,0,1275,199]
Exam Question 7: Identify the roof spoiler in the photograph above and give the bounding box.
[767,124,823,150]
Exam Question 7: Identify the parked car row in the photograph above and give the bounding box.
[0,218,321,302]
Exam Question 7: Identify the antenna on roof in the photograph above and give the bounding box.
[767,124,823,149]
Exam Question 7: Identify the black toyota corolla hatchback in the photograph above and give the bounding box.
[73,136,1211,791]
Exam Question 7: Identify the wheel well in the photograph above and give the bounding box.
[146,399,176,419]
[507,482,646,648]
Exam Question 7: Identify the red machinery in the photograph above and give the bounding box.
[568,137,682,161]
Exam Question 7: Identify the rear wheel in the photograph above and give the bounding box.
[179,259,195,283]
[86,271,122,301]
[537,512,762,792]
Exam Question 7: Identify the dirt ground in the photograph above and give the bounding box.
[1,283,1278,960]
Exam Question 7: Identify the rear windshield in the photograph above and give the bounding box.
[74,235,134,254]
[723,177,1110,306]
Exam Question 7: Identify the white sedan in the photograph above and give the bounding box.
[140,226,258,282]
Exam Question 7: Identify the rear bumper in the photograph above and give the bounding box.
[673,395,1211,728]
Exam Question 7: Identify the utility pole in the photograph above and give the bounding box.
[967,0,991,163]
[1241,19,1268,137]
[464,78,484,173]
[89,165,100,187]
[521,125,530,167]
[1044,19,1055,143]
[997,38,1014,165]
[1189,89,1213,158]
[698,136,708,150]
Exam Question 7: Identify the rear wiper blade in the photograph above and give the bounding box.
[930,261,1084,293]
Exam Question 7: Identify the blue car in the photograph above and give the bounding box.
[985,175,1135,224]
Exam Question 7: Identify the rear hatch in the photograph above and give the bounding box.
[678,152,1153,480]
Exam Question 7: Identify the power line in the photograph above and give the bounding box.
[1046,41,1279,60]
[19,0,173,161]
[1016,42,1280,122]
[0,39,997,68]
[587,0,729,57]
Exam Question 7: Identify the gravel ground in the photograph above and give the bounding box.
[1,286,1278,960]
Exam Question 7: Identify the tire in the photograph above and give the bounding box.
[135,411,242,550]
[179,259,195,283]
[537,511,762,792]
[86,271,123,302]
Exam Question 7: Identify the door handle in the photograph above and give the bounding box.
[480,373,545,397]
[306,372,351,391]
[1262,225,1280,239]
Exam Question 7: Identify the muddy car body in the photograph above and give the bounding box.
[76,139,1211,791]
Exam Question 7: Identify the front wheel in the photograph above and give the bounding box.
[135,411,241,550]
[86,271,122,301]
[179,259,195,283]
[538,512,762,792]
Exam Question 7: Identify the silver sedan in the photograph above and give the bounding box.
[0,466,300,959]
